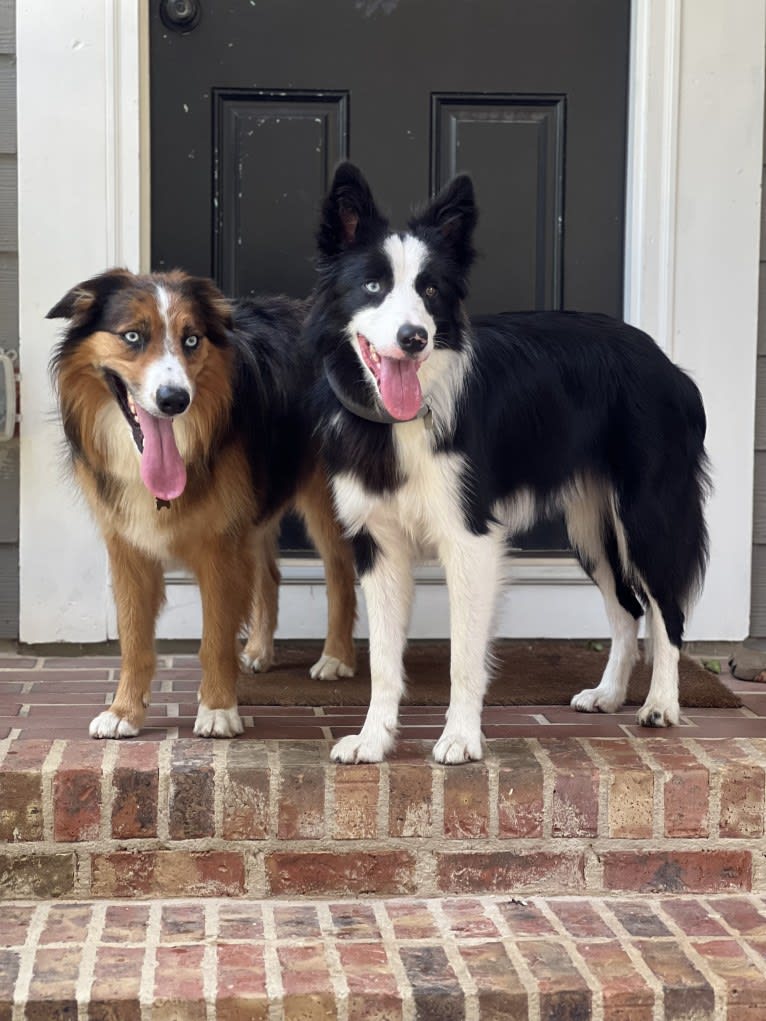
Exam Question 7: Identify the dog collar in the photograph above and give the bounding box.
[324,360,432,427]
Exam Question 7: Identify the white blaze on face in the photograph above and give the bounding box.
[133,284,194,415]
[349,234,435,361]
[348,234,437,421]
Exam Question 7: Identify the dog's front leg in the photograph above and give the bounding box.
[90,535,165,738]
[434,529,505,763]
[331,525,414,763]
[189,532,254,738]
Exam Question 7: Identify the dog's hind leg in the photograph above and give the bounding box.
[240,520,281,674]
[190,531,254,738]
[295,467,357,681]
[90,535,165,738]
[570,556,641,715]
[330,522,413,763]
[563,480,642,716]
[635,592,682,726]
[433,527,505,763]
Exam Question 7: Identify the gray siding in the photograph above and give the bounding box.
[0,0,17,637]
[751,75,766,635]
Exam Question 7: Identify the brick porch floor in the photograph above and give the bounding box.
[2,645,766,1017]
[0,644,763,742]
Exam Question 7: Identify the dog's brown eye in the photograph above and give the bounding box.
[424,285,437,299]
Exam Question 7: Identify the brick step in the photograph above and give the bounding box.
[1,735,764,900]
[5,894,766,1019]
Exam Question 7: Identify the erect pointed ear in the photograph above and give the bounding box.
[317,162,388,258]
[46,268,135,321]
[409,174,477,269]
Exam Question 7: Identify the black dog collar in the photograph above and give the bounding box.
[324,360,432,427]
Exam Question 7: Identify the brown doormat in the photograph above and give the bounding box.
[237,639,741,709]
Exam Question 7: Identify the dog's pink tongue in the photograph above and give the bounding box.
[379,357,423,421]
[134,404,187,501]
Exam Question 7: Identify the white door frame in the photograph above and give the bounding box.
[17,0,765,643]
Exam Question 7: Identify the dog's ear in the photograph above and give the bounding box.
[410,174,477,270]
[46,268,135,321]
[185,276,233,346]
[317,162,388,258]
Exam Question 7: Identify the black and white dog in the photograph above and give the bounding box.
[308,162,710,764]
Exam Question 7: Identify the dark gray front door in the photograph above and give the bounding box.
[150,0,630,550]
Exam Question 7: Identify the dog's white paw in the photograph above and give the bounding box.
[310,654,355,681]
[89,710,140,739]
[193,704,244,738]
[331,729,393,764]
[433,729,484,764]
[571,686,623,714]
[636,699,680,728]
[239,649,274,674]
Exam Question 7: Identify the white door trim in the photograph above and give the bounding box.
[18,0,764,642]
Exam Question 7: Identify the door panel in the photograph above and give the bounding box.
[215,90,348,298]
[150,0,630,552]
[432,94,565,312]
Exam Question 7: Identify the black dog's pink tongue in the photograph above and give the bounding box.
[134,404,187,501]
[379,357,423,420]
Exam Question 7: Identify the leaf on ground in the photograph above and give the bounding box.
[703,659,721,674]
[586,641,605,652]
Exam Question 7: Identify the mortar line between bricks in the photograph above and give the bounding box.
[481,897,540,1021]
[262,902,285,1021]
[76,900,106,1021]
[98,741,118,842]
[156,740,173,843]
[588,899,664,1021]
[487,757,499,839]
[577,737,609,840]
[0,732,13,767]
[325,760,336,842]
[212,742,226,839]
[203,900,219,1021]
[580,739,608,841]
[139,900,162,1021]
[533,897,604,1021]
[41,740,66,842]
[631,742,670,840]
[371,901,415,1021]
[317,901,349,1021]
[378,761,390,840]
[266,746,280,843]
[11,902,49,1021]
[528,738,555,841]
[684,739,723,838]
[700,894,766,980]
[431,763,445,842]
[427,898,479,1021]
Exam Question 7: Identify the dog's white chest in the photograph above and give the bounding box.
[334,420,466,551]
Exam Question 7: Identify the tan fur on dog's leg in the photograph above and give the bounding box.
[297,467,357,679]
[241,521,281,673]
[90,534,165,738]
[188,532,254,737]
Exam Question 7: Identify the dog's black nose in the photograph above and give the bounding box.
[397,323,428,355]
[156,385,190,415]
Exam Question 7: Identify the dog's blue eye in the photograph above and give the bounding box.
[364,281,381,294]
[123,331,141,344]
[184,335,199,350]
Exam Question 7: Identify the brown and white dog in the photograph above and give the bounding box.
[48,268,356,738]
